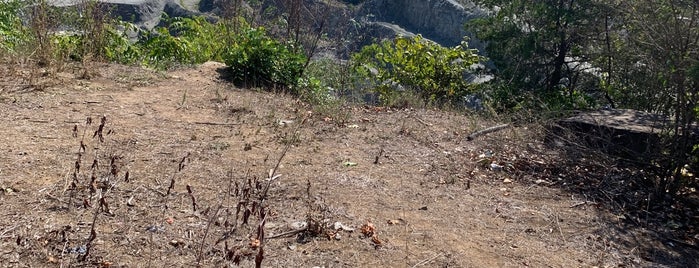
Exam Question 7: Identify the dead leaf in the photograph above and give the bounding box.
[47,256,58,264]
[360,221,375,237]
[249,238,260,249]
[371,235,382,248]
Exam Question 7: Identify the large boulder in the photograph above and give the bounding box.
[549,109,697,161]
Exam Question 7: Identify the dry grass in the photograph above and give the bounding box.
[0,62,696,267]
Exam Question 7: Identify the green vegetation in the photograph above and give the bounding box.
[467,0,605,113]
[223,26,306,88]
[0,0,28,54]
[352,35,481,107]
[468,0,698,196]
[0,0,306,87]
[139,15,229,68]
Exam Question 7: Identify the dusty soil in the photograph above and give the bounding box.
[0,62,697,267]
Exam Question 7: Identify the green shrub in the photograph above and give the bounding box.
[0,0,29,53]
[102,22,142,64]
[222,27,306,88]
[352,35,481,106]
[295,76,332,104]
[303,58,362,101]
[52,33,85,61]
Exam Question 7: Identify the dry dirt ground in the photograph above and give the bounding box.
[0,62,697,267]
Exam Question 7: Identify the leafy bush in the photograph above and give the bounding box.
[52,33,85,61]
[222,27,306,88]
[102,23,142,64]
[352,35,481,106]
[295,76,330,104]
[139,16,227,69]
[0,0,29,53]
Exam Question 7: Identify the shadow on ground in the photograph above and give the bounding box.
[518,141,699,266]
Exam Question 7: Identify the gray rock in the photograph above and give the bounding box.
[360,0,486,49]
[48,0,168,29]
[548,109,698,160]
[46,0,215,30]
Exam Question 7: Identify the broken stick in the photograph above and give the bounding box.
[466,123,511,141]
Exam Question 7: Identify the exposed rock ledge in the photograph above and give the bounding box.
[550,109,698,160]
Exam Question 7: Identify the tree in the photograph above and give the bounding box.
[470,0,699,196]
[615,0,699,195]
[467,0,610,111]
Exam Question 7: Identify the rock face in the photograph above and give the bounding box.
[47,0,486,49]
[549,109,698,161]
[360,0,486,49]
[48,0,213,30]
[49,0,166,29]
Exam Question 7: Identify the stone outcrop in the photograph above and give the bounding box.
[47,0,486,48]
[48,0,214,30]
[49,0,165,29]
[548,109,698,161]
[359,0,486,49]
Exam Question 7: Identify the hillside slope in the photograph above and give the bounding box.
[0,62,696,267]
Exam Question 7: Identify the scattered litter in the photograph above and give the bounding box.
[387,219,405,225]
[289,221,308,230]
[333,222,355,232]
[65,245,86,255]
[126,196,135,207]
[503,178,513,183]
[145,225,165,233]
[490,163,504,171]
[479,150,494,158]
[278,119,294,126]
[342,161,357,167]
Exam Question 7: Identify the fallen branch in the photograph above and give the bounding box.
[466,124,511,141]
[411,253,443,267]
[267,226,308,239]
[569,201,597,208]
[188,121,240,126]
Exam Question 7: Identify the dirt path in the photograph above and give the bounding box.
[0,62,695,267]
